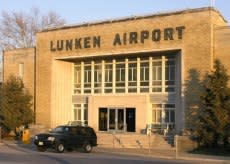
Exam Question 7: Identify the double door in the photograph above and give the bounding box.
[99,108,135,132]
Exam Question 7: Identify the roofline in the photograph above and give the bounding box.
[40,7,227,33]
[3,47,35,52]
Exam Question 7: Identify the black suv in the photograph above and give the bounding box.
[34,125,97,153]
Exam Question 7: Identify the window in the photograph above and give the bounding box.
[165,57,176,92]
[84,104,88,125]
[74,104,81,121]
[94,61,102,93]
[115,59,125,93]
[84,62,91,93]
[152,104,175,125]
[74,64,81,94]
[104,61,113,93]
[73,53,177,94]
[19,63,24,79]
[164,104,175,124]
[152,104,162,124]
[128,59,137,93]
[140,58,149,92]
[73,103,88,125]
[152,58,162,92]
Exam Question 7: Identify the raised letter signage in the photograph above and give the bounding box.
[50,26,185,52]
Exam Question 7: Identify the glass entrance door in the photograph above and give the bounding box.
[108,108,125,131]
[117,109,124,130]
[109,109,116,130]
[99,107,135,132]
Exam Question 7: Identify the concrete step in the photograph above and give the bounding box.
[97,133,175,149]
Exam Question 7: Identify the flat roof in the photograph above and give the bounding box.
[41,7,227,33]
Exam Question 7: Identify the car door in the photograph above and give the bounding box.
[75,127,86,147]
[62,127,73,147]
[67,127,78,147]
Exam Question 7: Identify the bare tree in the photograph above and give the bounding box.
[0,8,66,50]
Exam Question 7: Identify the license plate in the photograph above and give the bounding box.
[38,142,44,146]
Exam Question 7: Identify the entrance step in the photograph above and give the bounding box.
[97,133,175,150]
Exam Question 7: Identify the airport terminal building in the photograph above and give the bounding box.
[3,7,230,134]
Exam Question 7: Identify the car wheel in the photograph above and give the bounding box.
[83,142,92,153]
[37,146,46,152]
[56,143,65,153]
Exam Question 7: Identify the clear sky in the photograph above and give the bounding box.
[0,0,229,25]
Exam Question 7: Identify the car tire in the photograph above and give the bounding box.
[56,143,65,153]
[37,146,46,152]
[83,142,92,153]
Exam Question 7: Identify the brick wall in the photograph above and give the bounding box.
[3,48,35,114]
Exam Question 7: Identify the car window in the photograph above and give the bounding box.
[80,128,87,136]
[64,127,70,132]
[51,126,64,133]
[86,128,96,137]
[69,127,78,135]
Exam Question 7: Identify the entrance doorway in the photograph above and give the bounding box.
[99,108,136,132]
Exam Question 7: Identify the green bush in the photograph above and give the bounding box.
[0,75,34,133]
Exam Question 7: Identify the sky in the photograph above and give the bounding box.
[0,0,229,25]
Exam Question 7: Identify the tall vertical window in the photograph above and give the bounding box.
[164,104,175,125]
[83,104,88,125]
[74,104,81,121]
[73,54,177,94]
[19,63,24,79]
[74,64,81,94]
[152,104,162,124]
[94,61,102,93]
[73,103,88,125]
[140,58,149,92]
[152,104,175,126]
[116,59,125,93]
[84,62,91,93]
[165,56,176,92]
[104,60,113,93]
[152,57,162,92]
[128,58,137,93]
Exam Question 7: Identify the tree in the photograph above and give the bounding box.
[196,60,230,147]
[0,75,34,131]
[0,7,66,50]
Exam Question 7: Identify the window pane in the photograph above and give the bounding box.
[152,110,156,123]
[156,110,162,123]
[165,104,175,108]
[170,111,175,123]
[170,66,175,80]
[77,109,81,120]
[165,110,169,123]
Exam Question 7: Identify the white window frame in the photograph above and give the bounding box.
[152,104,175,125]
[73,103,88,125]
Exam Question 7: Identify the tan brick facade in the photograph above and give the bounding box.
[3,48,35,113]
[3,7,230,133]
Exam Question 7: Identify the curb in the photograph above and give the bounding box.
[1,141,230,163]
[95,148,175,160]
[176,156,230,163]
[95,147,230,163]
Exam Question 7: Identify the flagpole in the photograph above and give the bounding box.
[210,0,215,7]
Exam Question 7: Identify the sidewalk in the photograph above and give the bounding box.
[94,146,230,163]
[1,139,230,163]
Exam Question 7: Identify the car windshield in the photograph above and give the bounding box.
[51,126,70,133]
